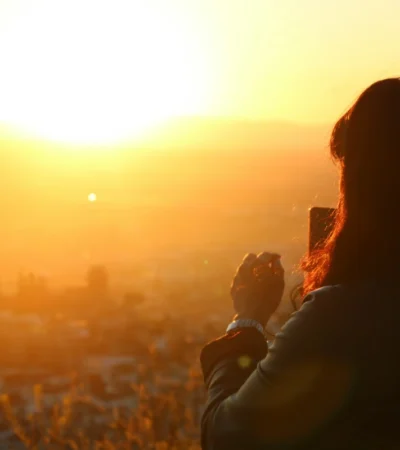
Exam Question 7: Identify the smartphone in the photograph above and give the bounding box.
[309,207,336,253]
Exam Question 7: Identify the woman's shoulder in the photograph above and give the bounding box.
[304,280,382,306]
[301,284,346,314]
[296,279,397,334]
[304,284,343,301]
[272,283,368,355]
[282,282,374,335]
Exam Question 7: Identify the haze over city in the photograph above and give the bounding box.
[1,0,399,291]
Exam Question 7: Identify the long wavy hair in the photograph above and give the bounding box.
[301,78,400,296]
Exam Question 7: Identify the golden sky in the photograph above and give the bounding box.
[2,0,395,286]
[0,0,399,144]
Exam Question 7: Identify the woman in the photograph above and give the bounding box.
[201,78,400,450]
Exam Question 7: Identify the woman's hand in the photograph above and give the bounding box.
[230,252,285,327]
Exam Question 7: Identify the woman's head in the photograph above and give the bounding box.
[302,78,400,294]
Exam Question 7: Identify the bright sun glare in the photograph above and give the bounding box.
[0,0,212,145]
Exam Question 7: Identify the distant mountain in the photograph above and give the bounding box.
[0,117,332,155]
[131,116,332,153]
[0,117,336,210]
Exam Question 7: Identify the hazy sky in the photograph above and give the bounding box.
[0,0,399,143]
[3,0,389,283]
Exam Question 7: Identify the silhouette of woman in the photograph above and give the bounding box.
[201,78,400,450]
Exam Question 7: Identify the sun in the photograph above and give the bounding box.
[0,0,212,145]
[88,193,97,203]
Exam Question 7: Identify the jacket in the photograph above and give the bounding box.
[201,281,400,449]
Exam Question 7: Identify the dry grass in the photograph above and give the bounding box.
[0,367,205,450]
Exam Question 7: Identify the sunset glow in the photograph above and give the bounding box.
[0,0,212,145]
[1,0,400,147]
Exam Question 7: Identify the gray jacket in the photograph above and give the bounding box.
[201,281,400,449]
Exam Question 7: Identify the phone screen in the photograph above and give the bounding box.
[309,207,336,253]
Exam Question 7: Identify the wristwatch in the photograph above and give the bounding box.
[226,318,265,336]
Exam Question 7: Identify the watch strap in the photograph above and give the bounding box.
[226,318,265,336]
